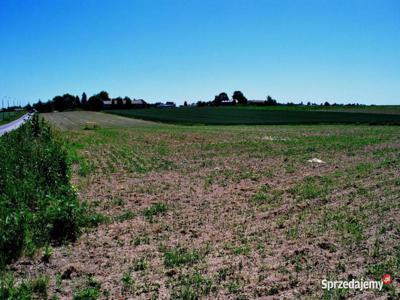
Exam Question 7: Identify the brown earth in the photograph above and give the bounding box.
[10,118,400,299]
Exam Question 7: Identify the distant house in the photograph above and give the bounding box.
[132,99,147,108]
[103,99,127,107]
[156,101,176,108]
[221,99,236,106]
[103,98,146,109]
[103,100,113,108]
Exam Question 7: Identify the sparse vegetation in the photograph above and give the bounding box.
[114,210,136,222]
[73,276,102,300]
[41,244,53,263]
[132,234,150,246]
[144,202,168,222]
[6,111,400,298]
[169,272,213,300]
[164,247,202,268]
[121,271,134,294]
[133,257,148,271]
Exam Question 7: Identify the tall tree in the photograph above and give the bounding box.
[98,91,109,101]
[213,92,229,105]
[75,95,80,107]
[52,96,64,111]
[232,91,247,104]
[125,97,132,108]
[88,92,108,111]
[266,95,278,106]
[81,92,88,107]
[116,97,123,108]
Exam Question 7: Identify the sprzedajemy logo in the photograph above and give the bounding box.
[321,274,394,292]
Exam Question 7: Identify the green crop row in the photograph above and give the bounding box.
[107,107,400,125]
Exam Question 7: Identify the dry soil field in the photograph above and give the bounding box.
[42,111,154,130]
[12,112,400,299]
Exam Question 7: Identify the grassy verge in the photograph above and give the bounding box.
[0,115,87,269]
[0,111,26,125]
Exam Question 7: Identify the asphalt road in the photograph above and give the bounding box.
[0,113,32,136]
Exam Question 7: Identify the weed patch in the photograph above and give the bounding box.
[170,272,213,300]
[290,175,334,201]
[164,247,202,268]
[73,276,102,300]
[144,202,168,222]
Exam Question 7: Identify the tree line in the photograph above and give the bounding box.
[197,91,362,108]
[31,90,363,113]
[32,91,143,113]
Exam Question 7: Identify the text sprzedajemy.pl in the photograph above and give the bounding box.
[321,278,383,291]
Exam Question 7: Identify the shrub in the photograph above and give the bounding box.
[0,115,86,268]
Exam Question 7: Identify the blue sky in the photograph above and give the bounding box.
[0,0,399,106]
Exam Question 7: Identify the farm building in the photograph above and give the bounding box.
[132,99,147,108]
[221,99,236,106]
[156,102,176,108]
[103,100,113,108]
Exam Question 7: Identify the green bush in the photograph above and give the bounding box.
[0,115,86,268]
[0,273,48,300]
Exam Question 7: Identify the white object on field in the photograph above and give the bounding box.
[307,158,325,164]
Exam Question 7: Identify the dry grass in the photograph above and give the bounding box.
[42,111,154,130]
[10,115,400,299]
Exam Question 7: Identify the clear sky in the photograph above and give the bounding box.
[0,0,399,106]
